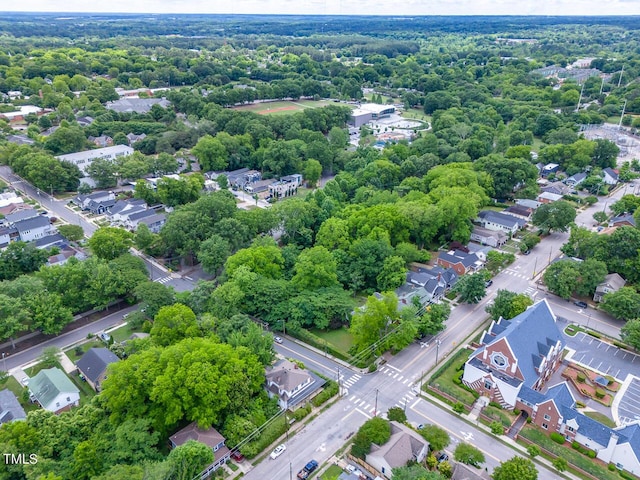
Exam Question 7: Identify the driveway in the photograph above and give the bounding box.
[564,332,640,381]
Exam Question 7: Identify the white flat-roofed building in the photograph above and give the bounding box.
[56,145,134,176]
[349,103,396,128]
[0,105,43,122]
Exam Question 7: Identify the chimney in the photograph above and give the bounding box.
[511,358,518,374]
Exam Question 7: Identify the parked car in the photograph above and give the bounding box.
[231,451,245,462]
[484,279,493,287]
[99,332,111,342]
[437,453,449,463]
[417,424,424,430]
[270,444,286,459]
[297,460,318,479]
[574,301,588,309]
[274,336,283,344]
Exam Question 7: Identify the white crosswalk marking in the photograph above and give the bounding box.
[156,276,172,284]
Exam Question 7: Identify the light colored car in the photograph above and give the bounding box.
[99,332,111,342]
[274,336,283,344]
[270,444,286,459]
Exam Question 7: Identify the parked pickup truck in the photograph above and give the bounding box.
[297,460,318,479]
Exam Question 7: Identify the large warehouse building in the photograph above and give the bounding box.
[349,103,396,128]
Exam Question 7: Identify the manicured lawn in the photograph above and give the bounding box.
[564,324,584,337]
[310,328,354,356]
[65,340,104,362]
[401,109,431,123]
[584,410,616,428]
[519,426,619,480]
[428,348,477,406]
[69,371,96,404]
[25,361,63,377]
[482,405,516,427]
[109,323,137,343]
[320,464,344,480]
[232,99,333,115]
[0,376,39,413]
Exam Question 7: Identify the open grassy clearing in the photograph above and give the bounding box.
[310,328,354,356]
[232,99,333,115]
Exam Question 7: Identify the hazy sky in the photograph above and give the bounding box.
[3,0,640,16]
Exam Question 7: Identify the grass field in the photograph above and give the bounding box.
[310,328,354,356]
[320,465,344,480]
[232,99,334,115]
[429,348,478,405]
[402,109,431,123]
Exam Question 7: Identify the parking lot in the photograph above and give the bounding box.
[564,332,640,381]
[617,377,640,426]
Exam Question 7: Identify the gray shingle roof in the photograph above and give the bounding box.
[13,215,50,232]
[0,388,26,424]
[5,209,38,224]
[438,250,480,269]
[478,210,526,228]
[76,348,120,384]
[480,300,564,388]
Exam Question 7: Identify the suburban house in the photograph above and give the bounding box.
[566,172,587,187]
[76,116,94,127]
[6,134,35,145]
[265,359,324,410]
[28,367,80,414]
[169,423,230,476]
[502,205,533,222]
[470,226,507,248]
[609,214,636,228]
[136,213,167,233]
[47,247,85,266]
[395,266,458,310]
[125,209,158,230]
[126,132,147,145]
[0,389,27,425]
[34,233,66,250]
[269,174,303,198]
[0,226,18,247]
[4,208,39,224]
[106,97,171,114]
[462,300,565,409]
[537,191,563,204]
[225,168,262,189]
[76,347,120,392]
[73,191,117,214]
[365,421,429,479]
[541,163,560,177]
[107,199,148,224]
[436,250,482,275]
[593,273,626,303]
[476,210,525,235]
[541,181,572,196]
[0,105,42,122]
[88,135,113,148]
[56,145,134,176]
[515,198,541,210]
[14,216,54,242]
[244,178,276,196]
[451,462,490,480]
[603,168,619,186]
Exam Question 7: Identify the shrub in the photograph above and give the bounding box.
[387,407,407,423]
[513,409,521,415]
[552,457,568,472]
[595,388,605,399]
[488,401,502,409]
[576,372,586,383]
[452,402,465,414]
[526,444,540,458]
[550,432,566,444]
[489,421,503,435]
[576,401,586,408]
[292,405,311,421]
[526,417,532,423]
[311,381,339,407]
[452,374,462,385]
[587,450,596,458]
[605,375,615,385]
[587,331,602,339]
[572,441,581,450]
[608,463,617,471]
[368,363,377,373]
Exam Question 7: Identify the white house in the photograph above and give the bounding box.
[13,216,54,242]
[476,210,525,235]
[603,168,619,186]
[28,368,80,414]
[265,359,319,410]
[56,145,134,176]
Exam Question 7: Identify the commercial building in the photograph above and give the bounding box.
[56,145,134,176]
[349,103,396,128]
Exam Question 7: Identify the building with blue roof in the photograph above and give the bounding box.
[462,299,640,475]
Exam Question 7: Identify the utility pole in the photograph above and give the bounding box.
[599,76,605,95]
[435,339,442,365]
[532,256,538,279]
[618,99,627,130]
[618,65,625,88]
[374,389,378,417]
[576,82,585,112]
[2,352,5,372]
[587,313,592,330]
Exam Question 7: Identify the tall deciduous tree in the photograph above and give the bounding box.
[291,246,339,290]
[198,235,231,275]
[454,274,486,304]
[454,442,485,467]
[532,201,576,233]
[150,304,200,346]
[486,290,533,321]
[492,456,538,480]
[192,135,228,172]
[621,319,640,350]
[88,227,134,260]
[602,287,640,321]
[418,424,450,451]
[350,292,399,352]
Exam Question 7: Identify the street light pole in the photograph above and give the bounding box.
[587,313,592,330]
[435,339,442,366]
[2,352,6,372]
